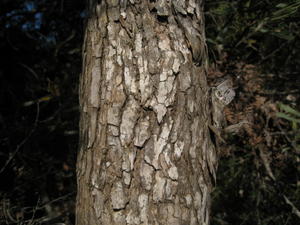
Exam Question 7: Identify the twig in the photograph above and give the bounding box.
[0,103,40,174]
[2,198,17,224]
[258,42,288,65]
[276,121,300,154]
[54,30,76,57]
[18,63,39,80]
[258,145,276,181]
[38,192,75,210]
[258,144,300,219]
[283,195,300,218]
[28,197,41,225]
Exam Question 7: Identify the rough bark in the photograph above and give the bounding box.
[76,1,217,224]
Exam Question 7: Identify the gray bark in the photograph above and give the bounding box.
[76,1,217,224]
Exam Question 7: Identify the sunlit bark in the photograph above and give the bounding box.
[76,1,217,224]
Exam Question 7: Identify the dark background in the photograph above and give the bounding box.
[0,1,299,224]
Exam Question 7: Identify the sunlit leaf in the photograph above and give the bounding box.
[38,95,52,103]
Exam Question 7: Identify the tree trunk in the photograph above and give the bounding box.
[76,1,217,224]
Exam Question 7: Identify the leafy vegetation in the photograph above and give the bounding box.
[205,0,300,224]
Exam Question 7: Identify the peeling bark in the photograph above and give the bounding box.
[76,1,217,224]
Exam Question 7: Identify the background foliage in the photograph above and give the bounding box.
[0,1,84,224]
[205,0,300,224]
[0,0,299,224]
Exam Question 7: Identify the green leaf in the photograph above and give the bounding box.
[277,112,300,123]
[292,121,298,130]
[245,0,251,8]
[276,3,288,8]
[271,31,295,41]
[259,28,269,33]
[281,146,291,153]
[271,2,300,21]
[278,103,300,117]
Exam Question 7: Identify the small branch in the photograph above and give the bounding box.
[28,197,41,225]
[258,42,288,65]
[2,199,18,224]
[258,144,300,219]
[54,30,76,57]
[18,63,39,80]
[37,192,75,210]
[283,195,300,218]
[275,121,300,154]
[258,145,276,181]
[0,103,40,174]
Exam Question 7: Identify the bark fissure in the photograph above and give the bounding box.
[76,1,216,224]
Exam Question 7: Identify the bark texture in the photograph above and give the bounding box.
[76,1,217,224]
